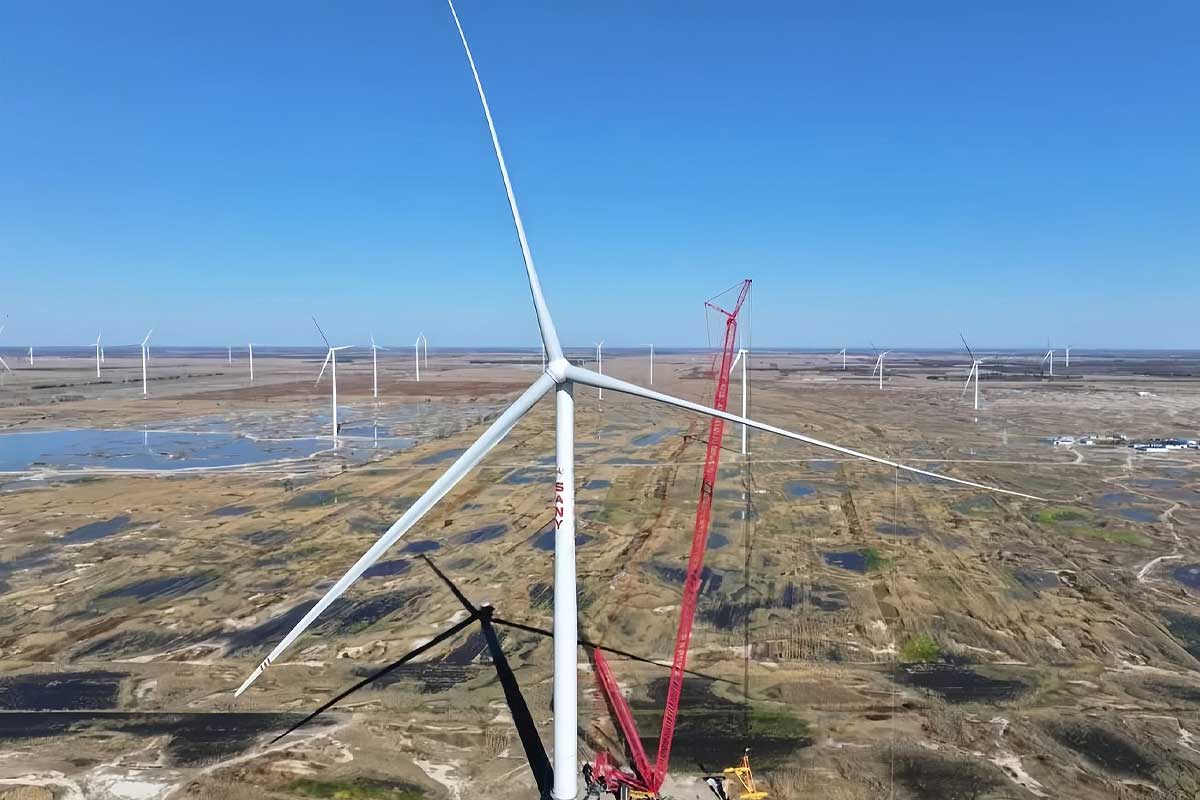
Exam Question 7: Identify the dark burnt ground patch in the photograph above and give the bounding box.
[96,573,215,604]
[893,665,1029,705]
[631,677,811,771]
[74,630,200,660]
[225,587,428,654]
[891,748,1005,800]
[62,516,133,544]
[1044,721,1159,782]
[0,671,124,710]
[242,529,293,547]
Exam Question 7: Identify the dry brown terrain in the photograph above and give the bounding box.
[1,349,1198,799]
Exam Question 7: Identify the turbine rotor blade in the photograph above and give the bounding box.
[959,333,974,362]
[268,612,480,744]
[316,349,332,384]
[563,365,1045,501]
[142,329,154,346]
[234,372,556,697]
[446,0,563,362]
[312,317,331,349]
[0,355,11,374]
[960,367,973,400]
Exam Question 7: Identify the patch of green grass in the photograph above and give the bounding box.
[900,633,942,664]
[747,707,811,739]
[1073,527,1152,548]
[290,778,425,800]
[1036,506,1089,524]
[863,547,893,572]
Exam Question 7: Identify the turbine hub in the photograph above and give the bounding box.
[547,356,570,384]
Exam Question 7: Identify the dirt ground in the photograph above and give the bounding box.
[1,348,1199,799]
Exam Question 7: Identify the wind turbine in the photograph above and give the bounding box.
[370,334,386,400]
[233,8,1045,798]
[959,334,983,412]
[1065,345,1072,368]
[870,344,889,390]
[28,347,33,366]
[414,332,428,381]
[248,343,254,382]
[595,340,604,399]
[228,346,232,366]
[839,347,846,370]
[1042,344,1054,378]
[314,318,351,441]
[94,332,102,378]
[140,329,153,396]
[730,347,749,454]
[0,321,11,379]
[646,343,654,386]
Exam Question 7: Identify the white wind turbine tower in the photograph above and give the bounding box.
[595,340,604,399]
[228,346,232,365]
[314,319,351,441]
[870,344,889,390]
[646,343,654,385]
[233,7,1046,796]
[730,347,749,454]
[140,329,153,396]
[28,347,33,366]
[370,335,386,399]
[839,347,846,370]
[248,343,254,382]
[1042,344,1054,377]
[414,332,428,381]
[959,334,983,413]
[94,332,102,378]
[1065,345,1072,368]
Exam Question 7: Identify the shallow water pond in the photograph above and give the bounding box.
[0,429,327,472]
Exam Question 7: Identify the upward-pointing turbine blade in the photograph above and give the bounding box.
[313,317,331,349]
[960,366,974,400]
[959,333,974,362]
[446,0,562,362]
[563,365,1045,501]
[234,372,555,697]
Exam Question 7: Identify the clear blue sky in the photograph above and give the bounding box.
[2,2,1196,349]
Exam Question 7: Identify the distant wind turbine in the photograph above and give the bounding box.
[0,321,11,378]
[839,347,846,370]
[1042,345,1054,378]
[28,347,33,366]
[414,332,428,381]
[370,334,386,399]
[959,334,983,412]
[228,346,232,366]
[1065,345,1072,368]
[870,345,889,390]
[140,329,153,396]
[595,340,604,399]
[248,343,254,382]
[94,332,102,378]
[646,343,654,385]
[314,319,351,441]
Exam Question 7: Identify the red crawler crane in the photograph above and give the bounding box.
[590,280,751,796]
